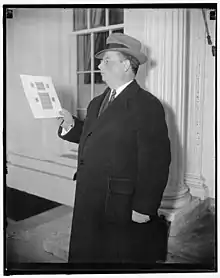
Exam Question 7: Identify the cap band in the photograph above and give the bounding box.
[107,43,128,49]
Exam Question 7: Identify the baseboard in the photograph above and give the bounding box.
[7,152,77,207]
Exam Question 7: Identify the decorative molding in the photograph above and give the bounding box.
[7,151,77,179]
[7,162,73,182]
[184,173,209,200]
[160,184,192,210]
[8,150,78,169]
[195,60,202,149]
[186,9,206,175]
[159,196,200,228]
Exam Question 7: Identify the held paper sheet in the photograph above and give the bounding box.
[20,75,63,118]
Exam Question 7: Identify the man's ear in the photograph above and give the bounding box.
[123,59,131,72]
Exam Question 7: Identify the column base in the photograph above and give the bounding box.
[159,196,201,236]
[184,173,209,200]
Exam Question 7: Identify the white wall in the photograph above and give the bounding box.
[7,8,76,157]
[6,8,78,205]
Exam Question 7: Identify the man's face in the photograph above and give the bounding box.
[98,51,125,87]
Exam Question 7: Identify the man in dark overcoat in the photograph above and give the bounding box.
[58,33,171,264]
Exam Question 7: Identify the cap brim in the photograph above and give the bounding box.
[95,48,148,65]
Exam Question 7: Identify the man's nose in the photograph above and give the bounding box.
[98,61,103,70]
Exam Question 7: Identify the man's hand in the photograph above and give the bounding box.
[132,210,150,223]
[58,109,75,131]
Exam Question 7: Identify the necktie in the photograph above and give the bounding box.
[98,89,117,116]
[109,89,117,103]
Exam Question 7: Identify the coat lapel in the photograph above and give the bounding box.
[88,87,110,121]
[81,80,140,146]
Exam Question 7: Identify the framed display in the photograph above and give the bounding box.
[20,74,63,118]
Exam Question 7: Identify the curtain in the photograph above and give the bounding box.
[74,8,107,84]
[73,8,87,31]
[84,9,105,83]
[91,8,104,28]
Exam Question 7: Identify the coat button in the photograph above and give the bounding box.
[80,159,84,166]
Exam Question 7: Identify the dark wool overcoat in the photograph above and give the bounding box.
[58,80,171,264]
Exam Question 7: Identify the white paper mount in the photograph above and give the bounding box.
[20,74,63,118]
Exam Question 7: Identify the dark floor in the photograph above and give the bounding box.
[5,188,216,272]
[6,187,62,221]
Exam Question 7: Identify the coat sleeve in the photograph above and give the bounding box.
[132,99,171,216]
[58,115,84,144]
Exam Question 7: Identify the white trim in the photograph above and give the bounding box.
[77,70,101,74]
[105,9,109,26]
[69,34,78,115]
[87,9,90,29]
[91,32,95,100]
[71,23,124,35]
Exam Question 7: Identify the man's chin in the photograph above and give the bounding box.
[101,77,107,84]
[100,74,108,85]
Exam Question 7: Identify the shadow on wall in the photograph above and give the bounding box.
[162,102,185,198]
[137,45,157,89]
[144,46,157,79]
[142,45,187,210]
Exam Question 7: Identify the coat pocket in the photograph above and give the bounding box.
[105,178,134,224]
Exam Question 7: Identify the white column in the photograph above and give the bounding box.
[140,9,195,223]
[184,9,210,200]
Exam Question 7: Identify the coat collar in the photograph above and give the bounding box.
[97,79,140,110]
[81,80,140,144]
[115,79,140,108]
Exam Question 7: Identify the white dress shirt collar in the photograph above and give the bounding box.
[109,80,134,99]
